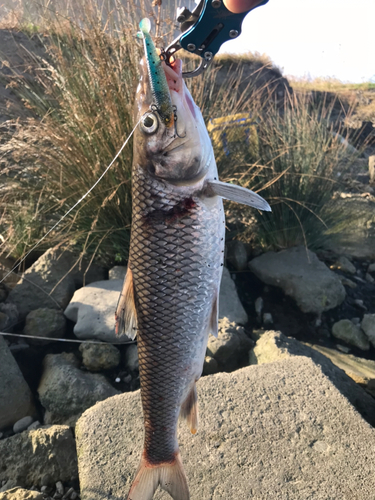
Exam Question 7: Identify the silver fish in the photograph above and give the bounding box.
[116,18,270,500]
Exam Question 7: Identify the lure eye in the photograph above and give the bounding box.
[140,113,158,134]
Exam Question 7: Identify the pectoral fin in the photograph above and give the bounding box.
[207,180,271,212]
[115,267,137,340]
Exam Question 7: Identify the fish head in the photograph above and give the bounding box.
[134,57,213,185]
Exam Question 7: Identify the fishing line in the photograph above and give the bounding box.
[1,119,141,285]
[0,331,136,345]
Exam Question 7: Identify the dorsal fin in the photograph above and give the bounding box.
[115,267,137,340]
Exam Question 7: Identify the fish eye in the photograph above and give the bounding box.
[140,113,158,134]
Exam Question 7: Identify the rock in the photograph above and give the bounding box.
[6,250,76,321]
[79,342,120,372]
[308,344,375,385]
[0,426,78,489]
[354,298,367,310]
[23,309,66,344]
[361,314,375,348]
[249,246,346,315]
[206,318,253,371]
[108,266,126,281]
[55,482,64,496]
[219,267,248,324]
[340,277,357,289]
[38,352,120,425]
[64,279,128,343]
[202,355,219,376]
[332,319,370,350]
[27,421,41,431]
[0,488,43,499]
[76,358,375,500]
[365,272,374,283]
[331,255,356,274]
[0,313,9,330]
[368,262,375,273]
[254,297,263,318]
[263,312,273,325]
[0,337,35,430]
[225,240,248,271]
[248,330,375,426]
[123,344,139,372]
[0,303,18,331]
[13,417,34,434]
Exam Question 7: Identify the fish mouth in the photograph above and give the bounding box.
[163,58,196,120]
[163,59,183,94]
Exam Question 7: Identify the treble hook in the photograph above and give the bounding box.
[172,105,186,139]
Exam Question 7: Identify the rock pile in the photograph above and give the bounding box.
[1,242,375,498]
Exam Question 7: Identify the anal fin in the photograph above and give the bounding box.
[115,267,137,340]
[207,179,271,212]
[180,383,199,435]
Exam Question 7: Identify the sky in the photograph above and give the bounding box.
[220,0,374,83]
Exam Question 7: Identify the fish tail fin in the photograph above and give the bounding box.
[139,17,151,34]
[180,383,199,434]
[128,451,189,500]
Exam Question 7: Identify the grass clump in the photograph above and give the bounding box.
[223,92,364,251]
[0,3,141,264]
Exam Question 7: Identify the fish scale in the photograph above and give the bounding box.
[129,166,224,466]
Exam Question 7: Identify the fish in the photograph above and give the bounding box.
[115,18,271,500]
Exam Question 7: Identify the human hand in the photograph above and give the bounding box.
[223,0,265,14]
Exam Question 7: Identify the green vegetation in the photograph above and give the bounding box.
[0,0,371,270]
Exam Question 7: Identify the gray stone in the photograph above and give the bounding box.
[76,358,375,500]
[0,426,77,489]
[27,421,41,431]
[108,266,126,281]
[23,309,66,344]
[206,317,253,370]
[249,246,346,314]
[361,313,375,348]
[331,255,356,274]
[79,342,120,372]
[13,417,34,434]
[365,272,374,283]
[64,279,129,343]
[263,312,273,325]
[202,356,219,376]
[254,297,263,317]
[248,330,375,426]
[219,267,248,324]
[225,240,248,271]
[123,344,139,372]
[6,249,76,321]
[0,337,35,430]
[0,303,18,331]
[332,319,370,350]
[38,353,120,425]
[0,313,9,331]
[0,488,43,499]
[368,262,375,273]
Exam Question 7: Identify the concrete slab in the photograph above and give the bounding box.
[76,357,375,500]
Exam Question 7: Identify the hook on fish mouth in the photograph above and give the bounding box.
[150,103,186,139]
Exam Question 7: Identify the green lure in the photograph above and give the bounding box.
[138,18,174,127]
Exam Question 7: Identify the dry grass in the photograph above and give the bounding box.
[0,0,369,271]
